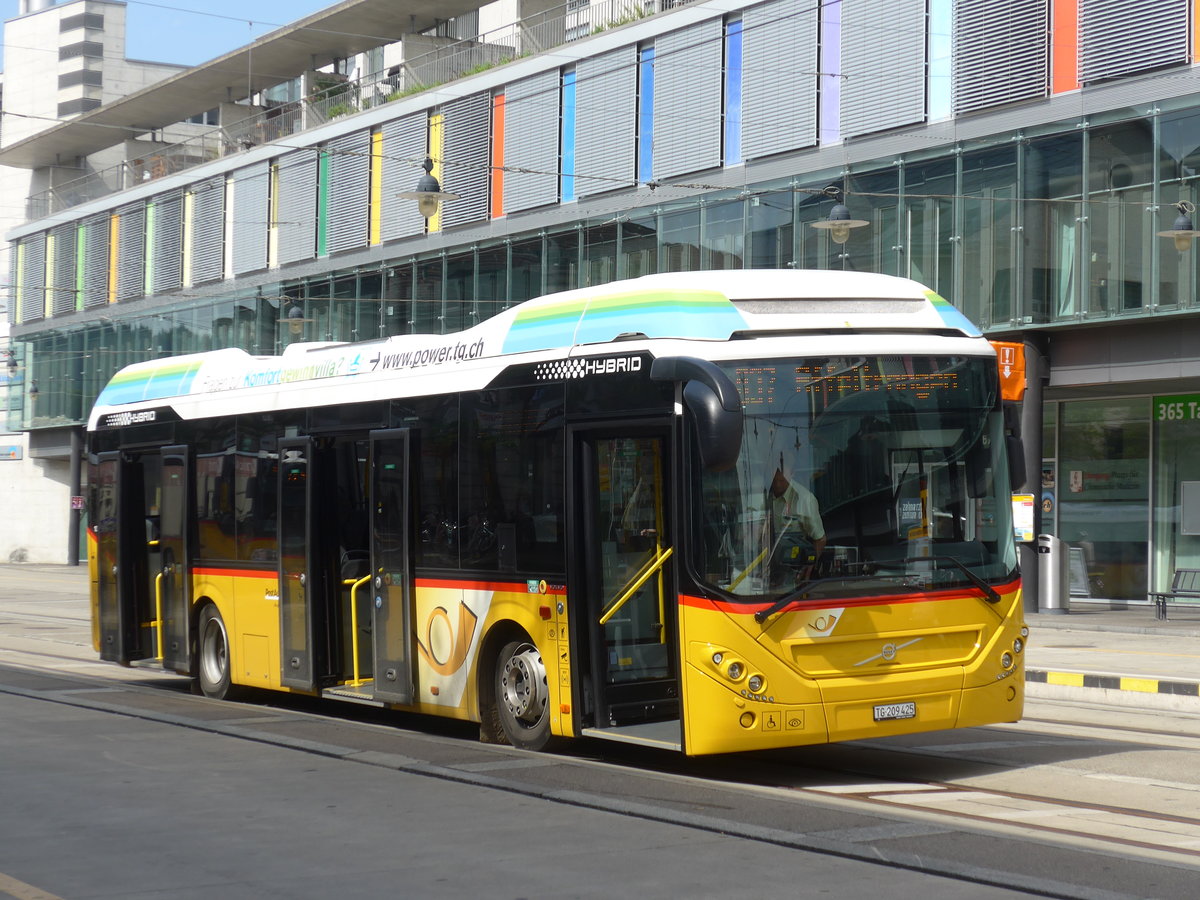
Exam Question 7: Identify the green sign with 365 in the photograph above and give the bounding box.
[1154,394,1200,422]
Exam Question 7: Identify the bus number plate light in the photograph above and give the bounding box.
[873,701,916,722]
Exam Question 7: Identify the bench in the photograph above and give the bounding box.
[1150,568,1200,620]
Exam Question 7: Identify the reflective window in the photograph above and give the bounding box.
[1058,398,1148,601]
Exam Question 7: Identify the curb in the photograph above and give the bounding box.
[1025,668,1200,712]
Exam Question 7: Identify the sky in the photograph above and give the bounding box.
[1,0,337,70]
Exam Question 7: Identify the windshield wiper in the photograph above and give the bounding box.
[910,555,1001,604]
[752,555,1000,625]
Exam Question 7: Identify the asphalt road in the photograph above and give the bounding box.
[3,565,1200,899]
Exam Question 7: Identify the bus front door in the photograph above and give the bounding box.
[574,426,680,743]
[369,429,413,704]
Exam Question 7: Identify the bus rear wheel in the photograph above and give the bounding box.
[196,604,236,700]
[494,640,552,751]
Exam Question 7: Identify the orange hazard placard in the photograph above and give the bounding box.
[990,341,1026,402]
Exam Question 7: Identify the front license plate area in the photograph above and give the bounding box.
[874,701,916,722]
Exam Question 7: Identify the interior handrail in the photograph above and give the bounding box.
[154,571,165,660]
[344,574,372,686]
[599,546,674,626]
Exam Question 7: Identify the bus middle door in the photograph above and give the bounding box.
[277,439,327,691]
[368,429,414,704]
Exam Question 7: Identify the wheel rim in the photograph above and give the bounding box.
[200,614,228,687]
[499,642,547,727]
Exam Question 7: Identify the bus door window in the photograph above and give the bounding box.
[594,437,671,686]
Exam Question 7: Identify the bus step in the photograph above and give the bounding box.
[581,719,682,751]
[322,682,384,707]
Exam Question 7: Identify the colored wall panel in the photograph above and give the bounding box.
[492,93,505,218]
[1052,0,1080,92]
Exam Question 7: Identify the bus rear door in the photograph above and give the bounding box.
[95,449,173,665]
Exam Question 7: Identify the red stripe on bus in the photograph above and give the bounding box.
[681,577,1021,617]
[415,576,567,595]
[193,567,277,579]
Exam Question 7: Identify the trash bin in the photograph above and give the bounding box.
[1037,533,1070,614]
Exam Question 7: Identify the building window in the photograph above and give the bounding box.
[59,41,103,60]
[58,70,103,90]
[60,13,104,31]
[1059,398,1148,603]
[58,98,102,117]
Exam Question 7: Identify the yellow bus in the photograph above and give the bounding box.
[87,270,1026,755]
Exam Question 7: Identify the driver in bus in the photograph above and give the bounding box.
[766,454,826,585]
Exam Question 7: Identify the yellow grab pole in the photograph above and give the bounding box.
[599,547,674,626]
[346,574,372,686]
[154,571,165,660]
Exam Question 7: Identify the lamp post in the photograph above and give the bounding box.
[1157,201,1200,252]
[396,157,459,220]
[809,189,870,244]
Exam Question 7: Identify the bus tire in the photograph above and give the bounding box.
[494,639,553,751]
[196,603,237,701]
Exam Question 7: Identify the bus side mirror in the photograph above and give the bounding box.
[650,356,743,472]
[1007,435,1026,492]
[1002,401,1026,491]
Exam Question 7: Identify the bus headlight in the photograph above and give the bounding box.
[726,661,745,681]
[747,674,765,693]
[711,652,724,665]
[1000,651,1014,669]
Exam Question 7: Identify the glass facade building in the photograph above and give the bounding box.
[9,0,1200,597]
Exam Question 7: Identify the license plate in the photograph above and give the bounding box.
[873,701,916,722]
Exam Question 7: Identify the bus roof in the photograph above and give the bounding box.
[88,270,983,429]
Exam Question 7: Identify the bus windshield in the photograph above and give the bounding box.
[692,354,1016,603]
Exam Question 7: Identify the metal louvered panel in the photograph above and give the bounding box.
[83,215,109,307]
[232,163,269,275]
[277,150,318,266]
[381,114,429,242]
[441,93,491,229]
[1078,0,1189,84]
[51,224,78,315]
[504,71,560,212]
[191,177,224,285]
[116,204,145,302]
[743,0,818,159]
[840,0,926,138]
[576,46,636,198]
[954,0,1048,114]
[20,234,46,322]
[327,131,370,254]
[152,192,183,294]
[653,19,724,179]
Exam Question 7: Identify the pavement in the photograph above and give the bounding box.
[1023,603,1200,712]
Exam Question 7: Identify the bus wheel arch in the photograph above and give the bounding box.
[479,625,555,751]
[195,601,239,701]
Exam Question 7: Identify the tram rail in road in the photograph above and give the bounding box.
[3,566,1200,898]
[2,657,1198,900]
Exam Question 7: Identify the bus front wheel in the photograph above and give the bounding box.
[196,604,236,700]
[494,640,552,751]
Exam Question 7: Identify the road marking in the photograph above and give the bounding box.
[807,782,948,794]
[0,871,66,900]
